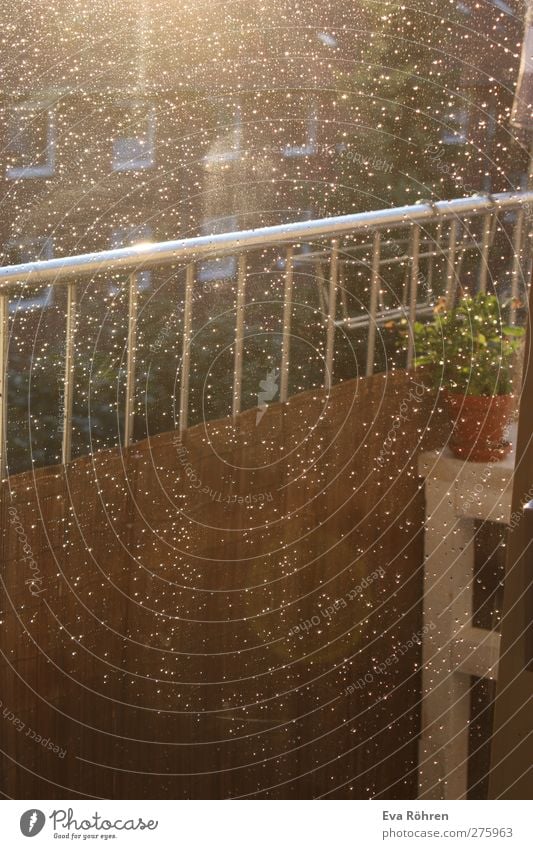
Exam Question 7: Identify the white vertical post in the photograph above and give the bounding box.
[61,281,77,465]
[232,254,246,419]
[315,260,327,315]
[445,219,459,309]
[338,261,349,321]
[324,240,339,391]
[426,221,442,304]
[478,213,493,295]
[279,246,294,404]
[510,208,525,324]
[366,231,381,377]
[124,272,138,448]
[406,225,421,369]
[179,263,194,433]
[418,464,475,800]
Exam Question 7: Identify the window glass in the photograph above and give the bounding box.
[112,103,155,171]
[6,105,55,177]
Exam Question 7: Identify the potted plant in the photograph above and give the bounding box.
[411,293,524,462]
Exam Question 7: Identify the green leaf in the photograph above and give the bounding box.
[503,326,525,338]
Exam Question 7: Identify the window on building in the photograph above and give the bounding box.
[5,237,54,311]
[6,104,56,179]
[112,104,155,172]
[441,108,470,144]
[109,225,152,293]
[203,102,242,165]
[282,104,318,157]
[197,216,238,283]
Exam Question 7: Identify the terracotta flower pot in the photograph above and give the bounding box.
[442,391,515,462]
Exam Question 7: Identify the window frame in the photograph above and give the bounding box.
[441,108,470,145]
[6,103,56,180]
[111,102,156,173]
[203,103,243,166]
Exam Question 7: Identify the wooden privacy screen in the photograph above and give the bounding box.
[1,370,449,799]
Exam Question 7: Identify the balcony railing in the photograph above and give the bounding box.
[0,190,531,480]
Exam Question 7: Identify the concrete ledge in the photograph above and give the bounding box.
[418,441,514,526]
[452,626,501,681]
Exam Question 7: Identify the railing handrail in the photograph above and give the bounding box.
[0,191,531,288]
[1,189,531,481]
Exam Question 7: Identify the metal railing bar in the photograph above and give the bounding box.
[378,286,386,316]
[478,212,493,294]
[0,192,530,479]
[338,262,349,322]
[298,235,441,260]
[324,240,339,390]
[445,219,459,309]
[315,260,327,315]
[406,226,421,369]
[0,192,531,288]
[232,254,247,419]
[123,272,138,448]
[425,222,442,301]
[452,224,470,291]
[337,303,435,330]
[179,263,195,433]
[401,254,410,309]
[61,281,77,465]
[511,208,526,324]
[279,246,294,404]
[366,231,382,378]
[297,241,487,269]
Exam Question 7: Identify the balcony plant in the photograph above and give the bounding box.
[411,293,525,462]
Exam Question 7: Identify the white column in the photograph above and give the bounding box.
[418,463,474,799]
[417,448,513,799]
